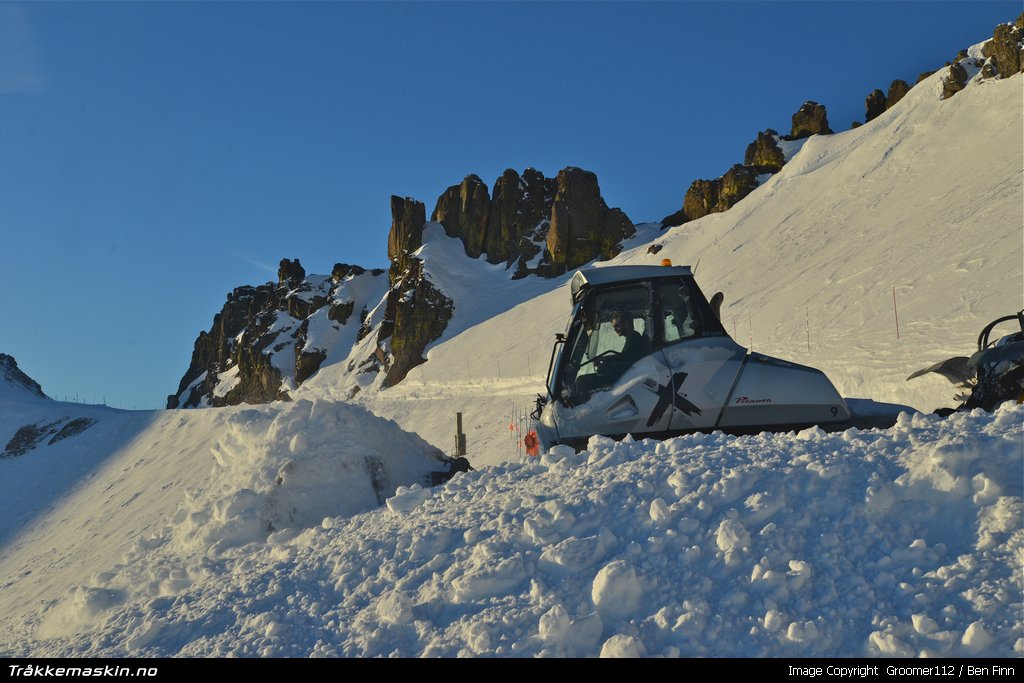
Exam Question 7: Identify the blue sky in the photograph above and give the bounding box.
[1,1,1017,409]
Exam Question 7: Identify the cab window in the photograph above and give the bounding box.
[658,281,701,343]
[558,284,651,404]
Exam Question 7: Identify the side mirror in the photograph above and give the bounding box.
[710,292,724,321]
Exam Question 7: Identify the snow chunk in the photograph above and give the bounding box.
[715,517,751,565]
[592,560,643,621]
[386,484,432,513]
[376,590,414,626]
[961,621,993,653]
[538,604,570,646]
[912,614,938,635]
[599,634,646,658]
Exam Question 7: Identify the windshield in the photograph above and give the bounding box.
[557,284,651,404]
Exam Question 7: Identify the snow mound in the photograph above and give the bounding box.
[171,399,449,555]
[22,399,451,643]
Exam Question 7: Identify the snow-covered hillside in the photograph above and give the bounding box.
[310,59,1022,466]
[0,34,1021,658]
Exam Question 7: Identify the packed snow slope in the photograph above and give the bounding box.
[311,59,1022,467]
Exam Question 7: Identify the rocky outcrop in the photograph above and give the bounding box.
[426,166,629,277]
[278,258,305,286]
[168,259,387,409]
[388,196,427,277]
[432,175,491,259]
[2,417,97,458]
[681,164,761,222]
[941,61,970,100]
[485,168,554,266]
[863,80,910,124]
[789,101,832,139]
[663,125,791,228]
[546,167,635,276]
[743,129,785,172]
[170,165,634,405]
[887,79,911,109]
[865,89,887,123]
[372,198,457,388]
[0,354,46,399]
[982,17,1024,77]
[378,259,454,388]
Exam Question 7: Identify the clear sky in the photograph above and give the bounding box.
[1,1,1018,409]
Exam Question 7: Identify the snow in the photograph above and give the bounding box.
[3,402,1017,657]
[212,364,240,398]
[0,44,1021,657]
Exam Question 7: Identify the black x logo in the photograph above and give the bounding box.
[646,371,703,427]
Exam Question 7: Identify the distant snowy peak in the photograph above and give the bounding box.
[0,354,47,401]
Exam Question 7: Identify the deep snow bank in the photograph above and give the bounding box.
[0,399,451,646]
[12,404,1020,657]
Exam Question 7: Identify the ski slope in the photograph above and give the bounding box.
[0,46,1021,657]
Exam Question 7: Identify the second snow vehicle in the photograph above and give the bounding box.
[907,310,1024,414]
[533,265,887,450]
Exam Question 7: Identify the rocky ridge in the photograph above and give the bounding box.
[431,166,634,277]
[169,165,633,406]
[168,260,387,408]
[662,13,1023,229]
[0,354,47,400]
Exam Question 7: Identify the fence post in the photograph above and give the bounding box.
[892,286,900,340]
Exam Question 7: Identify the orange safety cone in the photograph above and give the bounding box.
[523,430,540,457]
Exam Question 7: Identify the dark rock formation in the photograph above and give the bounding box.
[168,259,388,408]
[546,167,635,275]
[3,420,61,457]
[278,258,305,286]
[982,18,1024,77]
[49,417,97,445]
[2,416,96,458]
[886,80,911,109]
[388,196,427,277]
[432,175,491,259]
[424,166,629,277]
[485,168,554,266]
[378,259,454,388]
[346,196,458,390]
[660,207,689,228]
[681,164,761,222]
[332,263,372,283]
[865,89,887,123]
[743,130,785,172]
[0,354,46,398]
[789,101,833,139]
[916,70,936,84]
[941,61,970,100]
